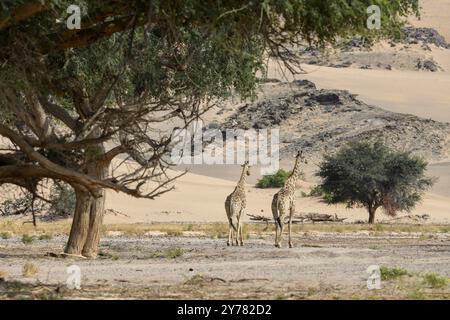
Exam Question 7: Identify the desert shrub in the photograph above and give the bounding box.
[0,192,46,216]
[47,184,76,218]
[423,273,448,289]
[308,185,335,203]
[0,183,75,220]
[165,247,184,259]
[380,266,410,280]
[38,234,53,241]
[0,232,12,239]
[21,234,35,245]
[256,169,290,188]
[22,262,38,277]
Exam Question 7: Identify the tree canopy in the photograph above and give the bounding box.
[0,0,420,256]
[317,141,434,223]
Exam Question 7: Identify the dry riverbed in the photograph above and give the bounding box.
[0,227,449,300]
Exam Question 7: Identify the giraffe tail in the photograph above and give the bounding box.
[272,193,282,228]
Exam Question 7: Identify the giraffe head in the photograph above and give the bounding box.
[295,150,307,164]
[242,161,251,176]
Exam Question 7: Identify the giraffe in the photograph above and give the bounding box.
[271,151,304,248]
[225,161,250,246]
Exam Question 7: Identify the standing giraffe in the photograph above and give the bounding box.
[225,161,250,246]
[272,151,304,248]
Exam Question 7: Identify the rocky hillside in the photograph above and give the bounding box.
[295,27,448,72]
[220,80,450,162]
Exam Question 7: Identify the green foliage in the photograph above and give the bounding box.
[38,234,53,241]
[256,169,290,188]
[380,266,410,280]
[1,1,420,101]
[308,185,335,203]
[165,247,184,259]
[0,232,12,239]
[21,234,35,245]
[422,273,448,289]
[317,140,434,221]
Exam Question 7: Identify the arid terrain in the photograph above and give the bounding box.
[1,0,450,300]
[1,223,450,299]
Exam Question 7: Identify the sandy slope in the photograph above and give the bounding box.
[103,170,450,225]
[411,0,450,42]
[268,57,450,123]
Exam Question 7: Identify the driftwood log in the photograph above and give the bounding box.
[247,212,346,224]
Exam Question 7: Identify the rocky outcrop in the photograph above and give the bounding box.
[221,80,450,162]
[295,27,448,72]
[402,27,450,49]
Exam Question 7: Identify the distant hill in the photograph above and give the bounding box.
[219,80,450,163]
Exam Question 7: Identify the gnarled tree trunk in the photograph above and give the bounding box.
[368,206,377,224]
[65,143,108,258]
[66,189,91,255]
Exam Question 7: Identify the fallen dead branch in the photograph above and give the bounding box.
[385,214,430,222]
[247,212,346,224]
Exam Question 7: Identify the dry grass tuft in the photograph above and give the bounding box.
[22,262,39,277]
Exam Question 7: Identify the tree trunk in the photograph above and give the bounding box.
[368,207,376,224]
[82,162,107,257]
[65,143,108,258]
[66,189,91,255]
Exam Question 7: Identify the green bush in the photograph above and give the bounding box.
[38,234,53,241]
[423,273,448,289]
[47,184,76,217]
[308,185,335,203]
[256,169,290,188]
[309,185,324,197]
[21,234,35,245]
[0,232,11,239]
[380,266,410,280]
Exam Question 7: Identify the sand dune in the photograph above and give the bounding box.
[104,170,450,225]
[267,60,450,123]
[411,0,450,41]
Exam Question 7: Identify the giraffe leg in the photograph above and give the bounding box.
[288,214,293,248]
[277,203,287,248]
[274,220,279,247]
[235,218,240,246]
[227,223,232,246]
[238,209,244,246]
[272,194,281,248]
[289,202,295,248]
[239,223,244,246]
[277,217,284,248]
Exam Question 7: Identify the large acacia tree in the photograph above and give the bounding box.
[0,0,419,257]
[317,141,434,223]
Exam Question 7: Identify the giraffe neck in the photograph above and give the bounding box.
[236,167,247,192]
[284,157,301,191]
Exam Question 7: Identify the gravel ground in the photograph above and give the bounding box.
[1,233,449,299]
